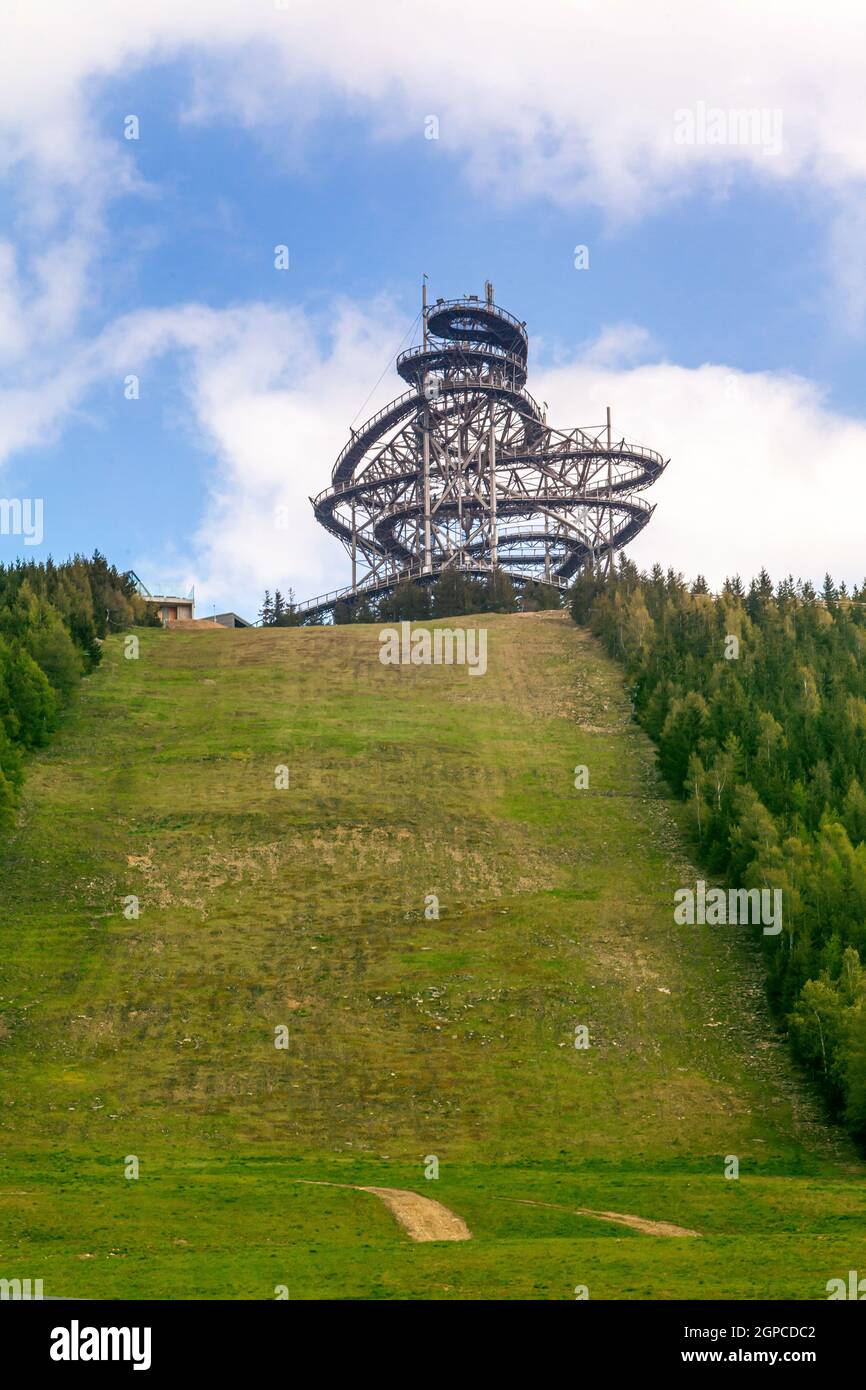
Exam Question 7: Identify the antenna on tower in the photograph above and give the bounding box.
[422,273,429,349]
[485,280,494,306]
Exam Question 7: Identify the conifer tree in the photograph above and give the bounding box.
[567,559,866,1145]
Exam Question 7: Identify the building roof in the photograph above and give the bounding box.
[212,612,253,628]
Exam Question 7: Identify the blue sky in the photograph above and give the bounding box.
[2,2,865,616]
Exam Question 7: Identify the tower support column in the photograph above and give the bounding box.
[351,499,357,593]
[606,404,614,575]
[488,405,498,568]
[422,277,433,572]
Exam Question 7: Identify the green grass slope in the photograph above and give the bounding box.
[0,612,863,1299]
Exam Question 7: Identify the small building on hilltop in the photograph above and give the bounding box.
[125,574,251,629]
[211,612,252,629]
[150,590,195,625]
[126,573,195,626]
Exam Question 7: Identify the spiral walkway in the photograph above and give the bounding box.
[300,286,667,619]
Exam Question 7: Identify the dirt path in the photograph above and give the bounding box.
[298,1180,694,1240]
[298,1180,472,1242]
[510,1198,700,1237]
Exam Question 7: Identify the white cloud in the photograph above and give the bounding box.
[536,347,866,590]
[1,283,862,606]
[573,324,659,370]
[4,2,866,218]
[0,294,408,614]
[189,316,866,604]
[181,298,408,612]
[0,0,864,368]
[1,3,864,608]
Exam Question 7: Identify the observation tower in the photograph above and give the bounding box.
[299,282,667,619]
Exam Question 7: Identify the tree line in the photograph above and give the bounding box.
[0,554,155,829]
[571,559,866,1144]
[258,571,563,625]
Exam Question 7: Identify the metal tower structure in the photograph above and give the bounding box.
[298,283,667,619]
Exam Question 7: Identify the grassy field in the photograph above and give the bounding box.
[0,611,863,1299]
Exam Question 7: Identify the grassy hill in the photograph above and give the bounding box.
[1,611,863,1299]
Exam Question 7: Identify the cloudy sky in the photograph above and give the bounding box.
[1,0,865,616]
